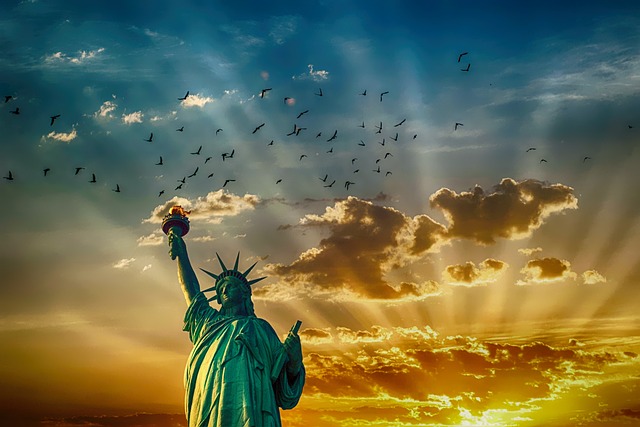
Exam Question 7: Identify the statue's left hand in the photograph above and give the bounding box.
[284,332,303,377]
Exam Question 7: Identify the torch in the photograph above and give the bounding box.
[162,205,190,259]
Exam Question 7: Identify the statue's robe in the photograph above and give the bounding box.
[183,292,305,427]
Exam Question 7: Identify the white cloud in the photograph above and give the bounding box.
[44,48,105,65]
[292,64,330,82]
[44,128,77,143]
[122,111,143,124]
[113,258,136,269]
[142,264,152,272]
[181,93,214,108]
[136,233,164,246]
[94,100,117,119]
[582,270,607,285]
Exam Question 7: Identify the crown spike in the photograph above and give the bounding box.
[247,276,267,286]
[201,285,217,293]
[206,295,218,302]
[242,261,259,277]
[233,252,240,271]
[216,252,228,272]
[200,267,219,281]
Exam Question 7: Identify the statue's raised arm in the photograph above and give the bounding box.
[163,206,199,305]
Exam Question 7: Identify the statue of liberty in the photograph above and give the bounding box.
[164,207,305,427]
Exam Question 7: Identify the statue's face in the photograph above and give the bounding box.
[218,277,248,308]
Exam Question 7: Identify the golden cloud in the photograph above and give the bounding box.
[443,258,508,287]
[517,257,577,285]
[429,178,578,244]
[582,270,607,285]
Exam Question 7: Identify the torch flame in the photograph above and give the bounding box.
[169,205,190,217]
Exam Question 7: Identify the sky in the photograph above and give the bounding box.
[1,0,640,425]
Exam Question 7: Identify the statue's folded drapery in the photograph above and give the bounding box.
[183,292,305,427]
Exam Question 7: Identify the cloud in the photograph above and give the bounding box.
[136,233,164,247]
[94,100,117,119]
[337,326,393,344]
[429,178,578,245]
[293,64,330,82]
[518,247,543,256]
[43,128,77,143]
[300,328,334,345]
[143,191,261,224]
[443,259,508,287]
[122,111,143,124]
[582,270,607,285]
[142,264,152,272]
[517,257,577,285]
[44,48,105,65]
[181,93,214,108]
[113,258,135,269]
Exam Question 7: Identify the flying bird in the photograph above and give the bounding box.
[344,181,354,190]
[326,130,338,142]
[385,171,392,176]
[378,138,386,146]
[359,90,367,96]
[373,165,381,173]
[324,180,335,188]
[207,173,214,178]
[287,124,298,136]
[390,133,398,141]
[222,149,235,161]
[175,183,183,190]
[177,177,186,184]
[156,156,163,165]
[295,126,307,136]
[297,110,309,119]
[358,121,365,128]
[158,190,165,197]
[315,88,323,96]
[358,140,366,146]
[276,179,282,184]
[284,97,291,104]
[384,152,393,159]
[144,132,153,142]
[176,126,184,132]
[223,179,235,187]
[319,174,328,182]
[252,123,265,134]
[113,184,121,193]
[188,167,199,178]
[4,95,13,103]
[299,154,307,161]
[267,140,274,146]
[74,167,84,175]
[380,91,389,102]
[351,158,358,164]
[316,132,322,138]
[191,145,202,155]
[50,114,60,126]
[326,147,333,153]
[10,107,19,115]
[526,147,536,152]
[43,168,50,176]
[3,171,13,180]
[89,173,97,183]
[457,51,468,62]
[353,169,360,173]
[394,119,406,127]
[461,63,471,72]
[454,122,464,130]
[583,156,592,162]
[260,88,272,98]
[205,156,212,164]
[540,159,548,163]
[216,128,223,135]
[178,91,189,101]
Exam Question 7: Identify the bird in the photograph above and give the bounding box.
[205,156,212,164]
[144,132,153,142]
[10,107,19,115]
[276,179,282,184]
[373,166,381,173]
[316,132,322,138]
[326,147,333,153]
[267,140,274,146]
[378,139,386,146]
[287,124,298,136]
[284,97,291,104]
[345,181,354,190]
[319,174,328,182]
[358,121,365,128]
[252,123,265,134]
[540,159,548,163]
[359,90,367,96]
[178,91,189,101]
[457,52,468,62]
[188,167,199,178]
[177,177,186,184]
[385,171,392,176]
[156,156,163,165]
[353,169,359,173]
[43,168,50,176]
[454,122,464,130]
[327,130,338,142]
[324,180,335,188]
[628,124,634,129]
[50,114,60,126]
[216,128,223,135]
[315,88,323,96]
[358,140,366,146]
[74,167,84,175]
[380,91,389,102]
[175,183,183,190]
[223,179,235,187]
[461,63,471,72]
[297,110,309,119]
[3,171,13,180]
[89,173,96,183]
[375,121,383,133]
[351,158,358,165]
[413,134,417,140]
[207,173,214,178]
[4,95,13,103]
[384,152,393,159]
[376,158,382,164]
[260,88,272,98]
[299,154,307,161]
[191,145,202,155]
[176,126,184,132]
[526,147,536,152]
[390,133,398,141]
[113,184,121,192]
[295,126,307,136]
[583,156,592,163]
[394,119,406,127]
[158,190,165,197]
[222,149,235,161]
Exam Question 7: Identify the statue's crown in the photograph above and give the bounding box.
[200,253,266,300]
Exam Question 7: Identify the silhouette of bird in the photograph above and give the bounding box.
[345,181,354,190]
[326,147,333,153]
[375,121,383,133]
[353,169,359,173]
[628,124,634,129]
[526,147,536,152]
[205,156,212,164]
[461,63,470,72]
[276,179,282,184]
[583,156,592,163]
[358,140,366,146]
[373,165,381,173]
[191,145,202,155]
[358,121,365,128]
[454,122,463,130]
[188,167,199,178]
[175,183,183,190]
[10,107,19,115]
[457,52,468,62]
[267,140,274,146]
[74,167,84,175]
[50,114,60,126]
[384,152,393,159]
[177,177,186,184]
[327,130,338,142]
[89,173,96,183]
[176,126,184,132]
[295,126,306,136]
[540,159,548,163]
[385,171,392,176]
[113,184,121,192]
[320,174,328,182]
[144,132,153,142]
[43,168,50,176]
[316,132,322,138]
[394,119,406,127]
[216,128,223,135]
[208,173,214,178]
[315,88,323,96]
[297,110,309,119]
[4,95,13,103]
[380,91,389,102]
[324,180,335,188]
[390,133,398,141]
[378,139,386,146]
[359,90,367,96]
[3,171,13,180]
[376,158,382,164]
[223,179,235,187]
[287,125,298,137]
[284,97,291,104]
[413,134,417,139]
[158,190,165,197]
[299,154,307,161]
[178,91,189,101]
[252,123,265,134]
[260,88,272,98]
[222,149,235,161]
[156,156,163,165]
[351,158,358,165]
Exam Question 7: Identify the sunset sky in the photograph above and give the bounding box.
[1,1,640,426]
